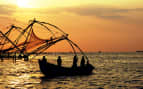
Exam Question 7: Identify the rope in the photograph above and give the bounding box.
[66,38,89,61]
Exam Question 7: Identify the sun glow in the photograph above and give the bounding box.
[17,0,32,8]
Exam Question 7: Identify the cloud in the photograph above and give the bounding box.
[0,4,17,15]
[37,5,143,20]
[11,4,143,21]
[61,5,143,19]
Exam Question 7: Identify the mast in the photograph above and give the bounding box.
[14,19,36,45]
[0,30,21,52]
[0,25,22,50]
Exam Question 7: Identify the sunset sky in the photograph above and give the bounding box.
[0,0,143,52]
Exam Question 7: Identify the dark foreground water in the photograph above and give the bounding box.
[0,52,143,89]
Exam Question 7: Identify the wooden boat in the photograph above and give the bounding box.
[38,59,95,77]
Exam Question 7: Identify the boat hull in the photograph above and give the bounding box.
[38,59,94,77]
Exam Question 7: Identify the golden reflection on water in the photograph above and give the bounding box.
[0,60,43,89]
[0,53,143,89]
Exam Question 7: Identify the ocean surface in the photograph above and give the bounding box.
[0,52,143,89]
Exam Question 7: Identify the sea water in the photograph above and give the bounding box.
[0,52,143,89]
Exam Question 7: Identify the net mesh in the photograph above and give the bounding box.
[25,29,46,52]
[0,19,67,53]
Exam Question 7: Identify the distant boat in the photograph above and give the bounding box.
[136,51,143,52]
[38,59,95,77]
[98,51,102,53]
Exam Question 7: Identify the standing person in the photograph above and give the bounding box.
[57,56,62,67]
[80,56,85,67]
[42,56,47,62]
[72,55,78,68]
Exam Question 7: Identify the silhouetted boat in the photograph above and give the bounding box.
[38,59,94,77]
[136,51,143,52]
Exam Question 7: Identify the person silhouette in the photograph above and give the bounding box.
[42,56,47,63]
[57,56,62,67]
[72,55,78,68]
[80,56,85,67]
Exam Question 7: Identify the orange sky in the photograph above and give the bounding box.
[0,0,143,52]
